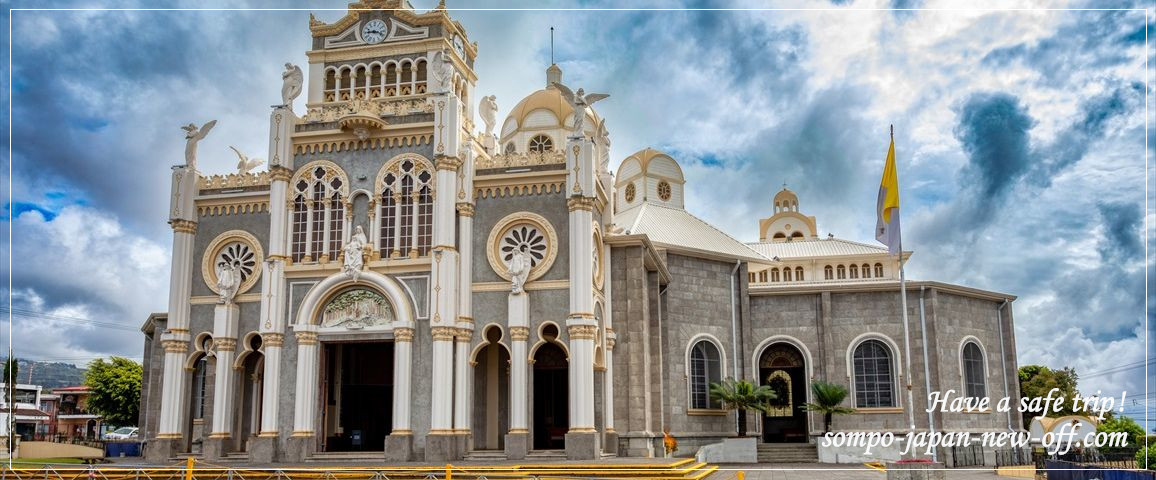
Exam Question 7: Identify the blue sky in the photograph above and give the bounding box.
[2,1,1153,426]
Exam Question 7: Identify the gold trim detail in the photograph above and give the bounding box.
[475,151,565,169]
[156,433,183,439]
[258,431,279,438]
[455,203,475,217]
[393,327,415,342]
[290,430,314,437]
[474,182,564,199]
[470,279,570,292]
[201,230,265,298]
[162,339,188,353]
[509,326,530,341]
[293,134,434,155]
[214,338,237,352]
[567,197,596,212]
[269,166,293,182]
[170,219,198,234]
[262,333,285,347]
[390,429,414,435]
[198,201,270,217]
[198,171,271,190]
[508,428,529,434]
[567,325,598,340]
[208,432,231,439]
[435,156,463,171]
[295,331,318,345]
[485,212,558,283]
[431,326,456,341]
[568,427,597,433]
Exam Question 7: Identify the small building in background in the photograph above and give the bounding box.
[0,383,50,441]
[52,386,102,442]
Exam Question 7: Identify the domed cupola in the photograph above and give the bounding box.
[614,148,685,212]
[758,186,818,242]
[498,64,604,155]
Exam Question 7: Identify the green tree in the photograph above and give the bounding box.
[84,357,142,428]
[709,378,776,437]
[1018,365,1084,427]
[2,357,17,450]
[800,381,857,434]
[1098,416,1145,448]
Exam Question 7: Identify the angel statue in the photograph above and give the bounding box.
[431,49,455,93]
[479,95,498,137]
[181,120,217,170]
[216,261,241,304]
[506,246,531,295]
[552,83,609,138]
[229,146,265,175]
[281,63,304,107]
[343,225,369,282]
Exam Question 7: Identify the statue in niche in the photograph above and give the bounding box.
[281,63,304,107]
[343,225,368,282]
[432,49,455,93]
[181,120,217,170]
[216,261,241,304]
[553,82,609,137]
[479,95,498,137]
[506,246,531,295]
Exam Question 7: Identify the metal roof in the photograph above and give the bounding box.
[747,237,890,259]
[616,202,768,263]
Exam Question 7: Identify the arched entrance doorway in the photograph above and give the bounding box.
[472,326,510,451]
[532,325,568,450]
[234,335,264,453]
[759,342,808,443]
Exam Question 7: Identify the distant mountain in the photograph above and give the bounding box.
[3,359,87,389]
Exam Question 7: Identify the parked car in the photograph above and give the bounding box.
[104,427,138,440]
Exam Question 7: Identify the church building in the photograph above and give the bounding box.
[139,0,1021,464]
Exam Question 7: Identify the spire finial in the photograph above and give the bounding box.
[550,26,555,65]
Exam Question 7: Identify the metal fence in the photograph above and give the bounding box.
[995,447,1033,467]
[948,444,985,468]
[1031,448,1141,470]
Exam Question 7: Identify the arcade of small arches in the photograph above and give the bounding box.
[823,263,885,281]
[323,58,428,102]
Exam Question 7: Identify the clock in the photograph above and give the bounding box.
[362,19,387,44]
[452,34,465,58]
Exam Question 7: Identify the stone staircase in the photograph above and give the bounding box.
[756,443,819,463]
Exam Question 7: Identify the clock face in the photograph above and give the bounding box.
[362,19,387,44]
[452,35,465,57]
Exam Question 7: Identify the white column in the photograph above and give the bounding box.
[291,327,319,437]
[392,327,414,434]
[453,329,471,433]
[508,294,530,434]
[307,62,324,104]
[209,304,240,439]
[430,326,456,434]
[259,106,294,437]
[157,164,198,439]
[566,135,598,434]
[258,332,283,435]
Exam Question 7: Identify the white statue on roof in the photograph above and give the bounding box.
[553,82,609,137]
[229,146,265,175]
[181,120,217,170]
[281,63,303,107]
[479,95,498,136]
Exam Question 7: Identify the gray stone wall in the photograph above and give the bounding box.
[190,211,271,298]
[139,318,166,442]
[470,191,570,284]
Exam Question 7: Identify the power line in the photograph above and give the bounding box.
[0,307,140,332]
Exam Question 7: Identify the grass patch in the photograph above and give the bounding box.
[4,457,88,467]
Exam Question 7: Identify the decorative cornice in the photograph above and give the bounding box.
[170,219,197,234]
[198,201,270,217]
[198,171,271,190]
[475,182,565,199]
[475,151,566,170]
[214,338,237,352]
[568,324,598,340]
[470,279,570,292]
[269,166,294,182]
[567,197,596,212]
[394,327,415,342]
[294,134,433,155]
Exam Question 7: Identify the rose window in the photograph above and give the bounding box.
[624,183,636,202]
[216,242,257,283]
[500,225,547,267]
[657,181,672,201]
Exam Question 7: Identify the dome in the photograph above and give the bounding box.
[614,147,686,212]
[498,64,603,150]
[773,187,799,212]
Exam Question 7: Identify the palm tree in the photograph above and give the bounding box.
[709,377,776,437]
[800,381,856,434]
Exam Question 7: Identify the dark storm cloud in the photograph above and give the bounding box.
[1032,84,1144,187]
[1096,202,1143,264]
[952,92,1035,218]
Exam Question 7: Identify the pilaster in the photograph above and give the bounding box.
[157,164,198,440]
[208,304,240,445]
[385,326,415,462]
[565,137,598,460]
[291,326,319,437]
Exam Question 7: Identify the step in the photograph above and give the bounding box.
[305,451,384,462]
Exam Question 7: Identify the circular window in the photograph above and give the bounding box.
[624,182,636,202]
[202,230,264,296]
[486,212,558,283]
[657,181,672,201]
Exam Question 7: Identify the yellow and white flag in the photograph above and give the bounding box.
[875,131,901,256]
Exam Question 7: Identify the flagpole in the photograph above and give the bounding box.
[893,125,918,449]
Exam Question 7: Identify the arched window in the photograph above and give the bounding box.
[377,155,435,258]
[853,339,895,408]
[874,263,884,278]
[795,267,804,281]
[770,268,780,282]
[783,267,792,282]
[689,340,722,410]
[291,164,347,263]
[758,271,767,283]
[861,264,871,279]
[849,264,859,279]
[528,134,553,153]
[962,342,986,399]
[837,265,846,279]
[824,265,833,280]
[504,143,516,154]
[191,356,209,419]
